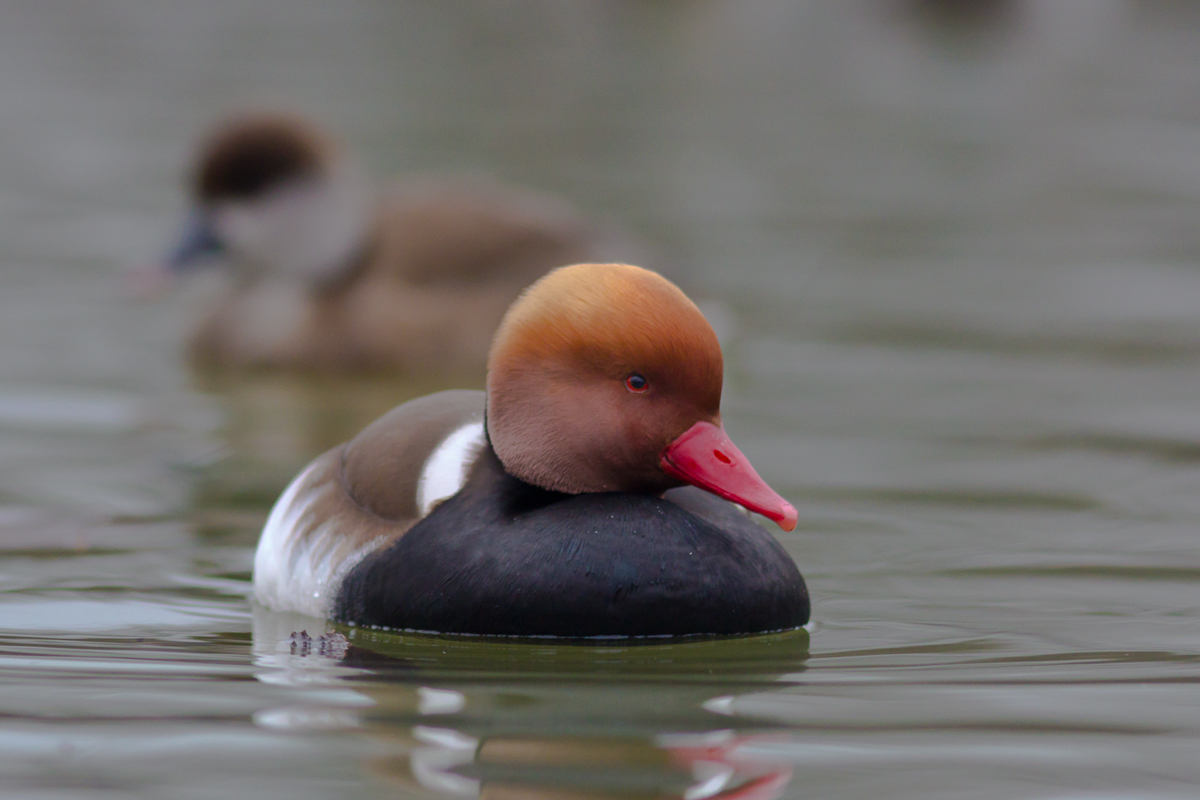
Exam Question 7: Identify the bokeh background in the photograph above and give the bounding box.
[3,1,1200,798]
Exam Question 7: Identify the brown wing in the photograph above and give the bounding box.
[340,389,486,519]
[253,390,486,616]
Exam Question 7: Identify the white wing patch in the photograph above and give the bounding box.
[417,421,486,517]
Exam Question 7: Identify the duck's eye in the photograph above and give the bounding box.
[625,373,649,393]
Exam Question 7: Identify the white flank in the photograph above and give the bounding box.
[417,421,485,517]
[253,460,381,617]
[254,419,483,617]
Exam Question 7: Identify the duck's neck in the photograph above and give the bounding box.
[296,166,375,290]
[466,442,570,516]
[310,226,377,295]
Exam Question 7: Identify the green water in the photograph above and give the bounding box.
[2,2,1200,797]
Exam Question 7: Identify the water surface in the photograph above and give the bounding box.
[2,2,1200,797]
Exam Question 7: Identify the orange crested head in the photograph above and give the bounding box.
[486,263,797,531]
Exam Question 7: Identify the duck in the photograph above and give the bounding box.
[146,112,633,372]
[253,263,808,638]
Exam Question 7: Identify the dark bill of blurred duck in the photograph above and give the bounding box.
[135,111,640,374]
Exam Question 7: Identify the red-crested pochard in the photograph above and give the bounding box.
[253,263,808,637]
[146,112,635,372]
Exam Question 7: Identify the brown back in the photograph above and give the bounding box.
[340,389,485,520]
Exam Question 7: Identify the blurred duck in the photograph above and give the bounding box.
[149,112,633,372]
[254,263,808,637]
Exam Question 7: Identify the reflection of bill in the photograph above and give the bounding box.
[397,725,793,800]
[660,731,793,800]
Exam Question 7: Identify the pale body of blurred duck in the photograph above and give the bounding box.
[155,113,633,373]
[253,263,808,638]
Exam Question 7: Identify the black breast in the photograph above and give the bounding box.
[334,448,809,637]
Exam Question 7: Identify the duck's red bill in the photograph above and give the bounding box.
[660,421,798,532]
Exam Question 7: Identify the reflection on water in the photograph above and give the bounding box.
[386,727,793,800]
[3,0,1200,798]
[251,608,807,799]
